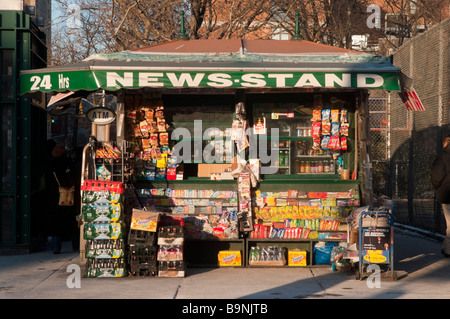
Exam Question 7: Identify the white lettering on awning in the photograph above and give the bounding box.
[106,72,133,87]
[138,72,164,87]
[268,74,293,87]
[357,73,384,88]
[207,73,233,87]
[167,73,205,87]
[325,73,351,87]
[294,73,322,87]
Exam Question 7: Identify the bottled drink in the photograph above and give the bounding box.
[317,161,323,173]
[300,162,306,173]
[324,161,330,173]
[311,161,317,174]
[305,162,311,174]
[279,151,285,166]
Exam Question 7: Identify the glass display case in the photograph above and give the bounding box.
[253,103,344,177]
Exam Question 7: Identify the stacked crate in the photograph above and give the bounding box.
[128,209,160,276]
[81,180,126,278]
[157,225,185,277]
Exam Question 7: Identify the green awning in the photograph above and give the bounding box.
[20,51,402,95]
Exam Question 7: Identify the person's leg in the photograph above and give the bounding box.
[52,235,61,254]
[441,204,450,256]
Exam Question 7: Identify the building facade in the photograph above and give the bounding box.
[0,2,49,252]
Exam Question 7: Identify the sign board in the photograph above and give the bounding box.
[20,70,401,94]
[362,227,391,264]
[85,107,116,125]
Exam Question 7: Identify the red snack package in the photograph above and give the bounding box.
[341,137,348,150]
[330,135,341,150]
[311,121,321,138]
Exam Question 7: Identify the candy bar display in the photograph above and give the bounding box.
[82,180,126,277]
[136,188,238,215]
[251,188,358,241]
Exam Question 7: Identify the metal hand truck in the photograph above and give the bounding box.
[355,210,396,280]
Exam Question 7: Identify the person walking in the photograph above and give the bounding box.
[431,135,450,258]
[46,144,78,253]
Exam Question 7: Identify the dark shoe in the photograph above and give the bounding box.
[53,250,60,254]
[441,250,450,258]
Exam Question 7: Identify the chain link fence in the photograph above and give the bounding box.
[369,19,450,235]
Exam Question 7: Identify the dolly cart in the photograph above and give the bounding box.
[355,211,396,280]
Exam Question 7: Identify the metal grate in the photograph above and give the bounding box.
[385,20,450,234]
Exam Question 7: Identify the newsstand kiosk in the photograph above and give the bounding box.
[20,38,404,277]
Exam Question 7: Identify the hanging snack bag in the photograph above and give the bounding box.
[150,134,159,147]
[139,121,149,137]
[330,135,341,150]
[157,118,167,132]
[141,138,151,149]
[145,108,154,121]
[148,121,158,134]
[341,137,348,150]
[340,109,348,123]
[312,109,322,121]
[155,107,164,118]
[331,109,340,122]
[311,121,322,138]
[159,132,169,145]
[321,136,330,150]
[322,121,331,135]
[322,109,331,122]
[331,122,340,136]
[313,138,321,151]
[340,123,349,136]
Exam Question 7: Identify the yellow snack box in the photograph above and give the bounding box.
[130,209,160,232]
[288,249,307,266]
[218,251,242,266]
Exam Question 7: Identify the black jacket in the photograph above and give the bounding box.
[431,145,450,204]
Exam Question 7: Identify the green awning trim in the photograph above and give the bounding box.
[20,49,402,94]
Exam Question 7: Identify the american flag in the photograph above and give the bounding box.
[398,89,425,111]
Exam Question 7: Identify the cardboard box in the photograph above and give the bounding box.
[218,251,242,266]
[197,157,238,177]
[288,249,307,266]
[130,209,160,232]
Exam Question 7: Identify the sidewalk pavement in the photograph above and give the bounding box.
[0,227,449,300]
